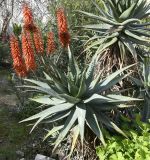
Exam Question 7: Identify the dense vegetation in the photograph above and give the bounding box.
[0,0,150,159]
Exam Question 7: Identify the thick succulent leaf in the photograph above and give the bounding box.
[76,104,86,146]
[99,64,134,87]
[76,69,87,98]
[89,68,104,90]
[134,1,150,19]
[96,112,127,137]
[43,110,71,123]
[96,37,118,54]
[67,79,79,96]
[82,24,111,30]
[30,96,65,105]
[132,22,150,27]
[121,18,140,25]
[124,29,150,42]
[119,3,136,20]
[84,35,101,45]
[118,40,126,61]
[91,0,110,18]
[97,73,130,93]
[60,94,80,104]
[84,94,113,104]
[92,64,134,93]
[76,10,120,26]
[129,29,150,38]
[20,103,74,123]
[22,85,61,99]
[68,46,80,78]
[106,94,143,102]
[86,108,106,146]
[107,0,119,20]
[24,79,51,89]
[43,72,52,81]
[43,125,64,141]
[133,0,146,16]
[83,39,104,52]
[49,60,68,85]
[53,109,78,152]
[127,36,150,47]
[68,125,79,157]
[120,37,137,60]
[86,53,98,86]
[84,33,119,53]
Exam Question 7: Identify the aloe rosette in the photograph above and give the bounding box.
[20,46,142,153]
[79,0,150,63]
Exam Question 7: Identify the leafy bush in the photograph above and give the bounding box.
[96,117,150,160]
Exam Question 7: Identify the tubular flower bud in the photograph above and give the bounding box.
[23,3,37,32]
[56,8,70,47]
[46,32,56,54]
[33,28,44,54]
[22,32,36,71]
[10,35,27,77]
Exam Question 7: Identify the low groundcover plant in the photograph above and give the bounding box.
[96,116,150,160]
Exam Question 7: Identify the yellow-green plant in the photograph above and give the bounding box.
[96,116,150,160]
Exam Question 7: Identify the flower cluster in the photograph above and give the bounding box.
[10,35,27,77]
[22,31,36,71]
[56,8,70,47]
[10,4,70,78]
[47,32,56,54]
[33,28,44,54]
[23,3,37,32]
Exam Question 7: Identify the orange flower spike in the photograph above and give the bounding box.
[10,35,27,77]
[22,3,37,32]
[22,32,36,71]
[33,28,44,54]
[47,32,56,54]
[56,8,70,47]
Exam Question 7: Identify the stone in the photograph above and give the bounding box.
[16,150,24,157]
[35,154,55,160]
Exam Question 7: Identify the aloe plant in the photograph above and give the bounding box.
[78,0,150,65]
[130,55,150,122]
[20,46,142,155]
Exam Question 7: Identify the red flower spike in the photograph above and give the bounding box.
[22,32,36,71]
[22,3,37,32]
[56,8,70,47]
[33,28,44,54]
[10,35,27,77]
[46,32,56,54]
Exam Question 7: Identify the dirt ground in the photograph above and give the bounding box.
[0,70,52,160]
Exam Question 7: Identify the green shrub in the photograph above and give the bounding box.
[96,117,150,160]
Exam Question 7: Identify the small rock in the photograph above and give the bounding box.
[35,154,55,160]
[20,158,25,160]
[16,150,24,157]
